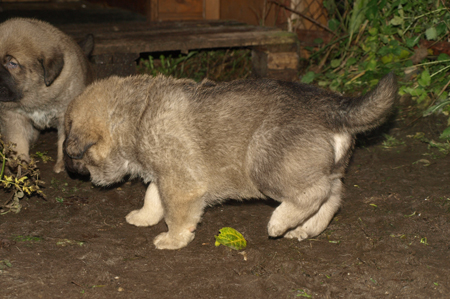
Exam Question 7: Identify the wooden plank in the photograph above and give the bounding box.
[91,30,297,54]
[205,0,220,20]
[158,0,202,14]
[59,20,269,36]
[148,0,158,21]
[59,20,297,55]
[148,0,203,21]
[63,25,274,41]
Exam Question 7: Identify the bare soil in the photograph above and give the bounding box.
[1,103,450,299]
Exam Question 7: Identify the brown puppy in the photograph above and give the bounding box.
[0,18,95,172]
[64,74,397,250]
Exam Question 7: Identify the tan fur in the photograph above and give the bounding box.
[0,18,94,172]
[64,74,397,250]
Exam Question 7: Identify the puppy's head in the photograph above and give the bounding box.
[0,18,65,103]
[63,80,131,186]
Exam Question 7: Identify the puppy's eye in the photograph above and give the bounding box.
[6,60,19,70]
[4,56,19,70]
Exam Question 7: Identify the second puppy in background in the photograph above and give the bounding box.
[0,18,95,172]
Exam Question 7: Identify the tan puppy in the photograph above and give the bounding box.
[63,74,397,250]
[0,18,95,172]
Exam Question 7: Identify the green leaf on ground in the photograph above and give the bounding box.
[418,69,431,87]
[301,71,316,83]
[56,239,85,247]
[425,27,437,40]
[440,126,450,140]
[214,227,247,250]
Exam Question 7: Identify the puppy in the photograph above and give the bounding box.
[63,74,397,250]
[0,18,95,172]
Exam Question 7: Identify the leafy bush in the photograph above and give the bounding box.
[302,0,450,138]
[0,136,45,215]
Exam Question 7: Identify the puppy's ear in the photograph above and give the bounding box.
[64,134,95,160]
[39,49,64,87]
[78,34,95,57]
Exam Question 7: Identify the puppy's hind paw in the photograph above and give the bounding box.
[153,231,195,250]
[284,226,309,241]
[267,218,290,237]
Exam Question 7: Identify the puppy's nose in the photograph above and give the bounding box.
[0,85,14,102]
[63,151,90,176]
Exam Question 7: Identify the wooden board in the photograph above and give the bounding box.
[59,20,298,55]
[155,0,203,20]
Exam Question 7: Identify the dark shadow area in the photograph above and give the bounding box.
[0,1,146,25]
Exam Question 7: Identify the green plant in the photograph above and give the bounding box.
[301,0,450,136]
[13,235,43,242]
[382,134,405,148]
[291,289,312,298]
[409,131,450,155]
[0,259,12,270]
[32,151,54,163]
[137,49,251,82]
[139,51,198,78]
[0,136,45,215]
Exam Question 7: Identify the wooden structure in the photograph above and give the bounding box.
[148,0,220,21]
[59,20,299,80]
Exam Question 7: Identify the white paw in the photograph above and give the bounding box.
[125,209,161,227]
[284,226,309,241]
[53,160,65,173]
[153,231,195,250]
[267,219,288,237]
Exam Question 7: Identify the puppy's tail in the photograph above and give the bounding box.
[334,72,398,134]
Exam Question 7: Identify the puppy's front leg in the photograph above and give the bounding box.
[153,184,206,250]
[126,182,164,227]
[53,123,66,173]
[0,111,37,164]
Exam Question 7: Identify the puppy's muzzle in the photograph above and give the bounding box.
[63,152,90,176]
[0,66,20,102]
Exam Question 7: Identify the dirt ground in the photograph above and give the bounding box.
[1,96,450,299]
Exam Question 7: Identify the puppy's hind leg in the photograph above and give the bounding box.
[267,176,332,238]
[126,182,164,227]
[285,178,342,241]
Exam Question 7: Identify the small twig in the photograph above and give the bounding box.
[16,165,21,179]
[403,8,448,35]
[309,34,350,61]
[0,148,5,181]
[71,281,83,288]
[269,1,338,36]
[431,64,450,78]
[354,19,369,45]
[437,78,450,98]
[345,71,366,84]
[318,44,337,70]
[407,59,450,68]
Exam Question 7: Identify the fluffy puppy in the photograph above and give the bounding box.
[63,74,397,249]
[0,18,95,172]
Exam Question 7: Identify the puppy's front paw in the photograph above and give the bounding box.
[284,226,309,241]
[53,160,65,173]
[126,209,162,227]
[153,231,195,250]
